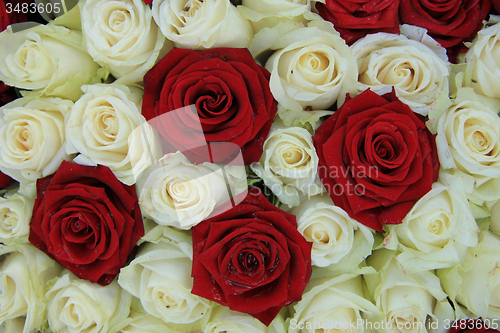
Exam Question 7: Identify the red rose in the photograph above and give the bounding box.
[191,187,312,326]
[142,48,277,165]
[316,0,400,45]
[313,89,439,232]
[449,319,499,332]
[399,0,491,53]
[0,0,29,32]
[0,170,13,188]
[29,161,144,285]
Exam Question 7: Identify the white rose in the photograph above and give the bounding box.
[0,192,34,244]
[365,250,455,333]
[0,244,63,333]
[384,182,479,274]
[250,123,322,207]
[0,24,104,101]
[289,194,374,268]
[0,97,72,183]
[238,0,315,32]
[136,152,242,229]
[459,17,500,100]
[118,311,178,333]
[118,227,212,328]
[490,199,500,236]
[46,271,131,333]
[436,88,500,179]
[438,229,500,319]
[81,0,171,84]
[259,20,357,111]
[65,84,162,185]
[351,27,450,116]
[289,268,379,333]
[152,0,253,49]
[204,305,286,333]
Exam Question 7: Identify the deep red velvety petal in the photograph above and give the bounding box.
[29,161,143,285]
[191,188,311,325]
[313,89,439,231]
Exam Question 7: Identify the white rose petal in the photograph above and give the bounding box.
[204,306,286,333]
[46,271,131,333]
[136,152,239,229]
[118,310,179,333]
[118,228,212,327]
[250,124,322,207]
[0,97,72,183]
[460,18,500,100]
[436,88,500,188]
[289,268,379,333]
[438,229,500,319]
[81,0,171,84]
[384,182,479,274]
[238,0,314,32]
[0,244,63,333]
[366,250,455,333]
[153,0,253,49]
[290,194,374,268]
[0,24,104,101]
[261,20,358,111]
[351,31,450,116]
[65,84,161,185]
[0,192,34,244]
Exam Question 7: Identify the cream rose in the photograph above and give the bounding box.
[289,268,379,333]
[118,227,212,327]
[365,250,455,333]
[0,97,72,183]
[118,311,179,333]
[65,84,162,185]
[0,192,34,244]
[136,152,244,229]
[438,229,500,319]
[250,123,322,207]
[258,20,357,111]
[0,244,63,333]
[351,26,450,116]
[81,0,171,84]
[152,0,253,49]
[204,305,286,333]
[0,24,104,101]
[458,16,500,100]
[384,182,479,274]
[436,88,500,180]
[289,194,374,268]
[238,0,314,32]
[46,271,131,333]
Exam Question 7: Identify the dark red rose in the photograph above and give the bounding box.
[0,170,13,188]
[449,319,499,332]
[142,48,277,165]
[494,0,500,12]
[29,161,144,285]
[0,0,30,32]
[191,186,312,326]
[313,89,439,232]
[316,0,400,45]
[399,0,491,54]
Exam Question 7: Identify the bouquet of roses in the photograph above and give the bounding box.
[1,0,500,332]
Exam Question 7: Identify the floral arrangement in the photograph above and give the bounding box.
[2,0,500,332]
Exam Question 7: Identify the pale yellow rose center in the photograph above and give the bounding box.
[464,119,499,157]
[180,0,204,24]
[108,9,131,33]
[297,51,335,86]
[6,119,39,161]
[0,207,18,232]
